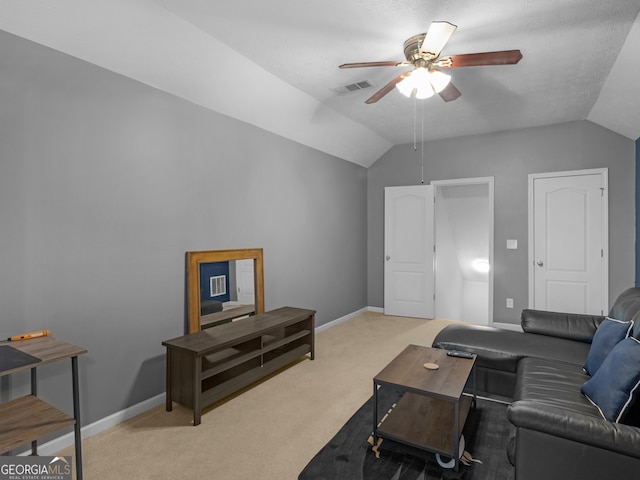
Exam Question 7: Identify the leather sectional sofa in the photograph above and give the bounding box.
[432,287,640,480]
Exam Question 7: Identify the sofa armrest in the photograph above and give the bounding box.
[508,400,640,459]
[520,309,603,343]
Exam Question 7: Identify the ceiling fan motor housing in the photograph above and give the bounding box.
[404,34,429,63]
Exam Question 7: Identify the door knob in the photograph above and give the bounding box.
[386,255,391,261]
[536,260,544,267]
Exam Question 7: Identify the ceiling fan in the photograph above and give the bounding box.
[339,21,523,104]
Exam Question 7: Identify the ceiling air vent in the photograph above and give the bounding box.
[331,80,374,96]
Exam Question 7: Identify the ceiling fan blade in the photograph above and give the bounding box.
[419,21,457,58]
[441,49,523,68]
[339,60,409,69]
[365,73,406,104]
[438,82,461,102]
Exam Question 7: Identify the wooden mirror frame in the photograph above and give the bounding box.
[186,248,265,333]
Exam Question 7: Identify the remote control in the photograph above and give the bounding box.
[447,350,474,359]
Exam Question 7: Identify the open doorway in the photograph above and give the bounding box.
[433,178,494,325]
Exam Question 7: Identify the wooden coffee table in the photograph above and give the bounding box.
[372,344,476,471]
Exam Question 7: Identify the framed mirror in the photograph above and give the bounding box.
[186,248,265,333]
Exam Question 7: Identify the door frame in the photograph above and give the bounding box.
[527,168,609,313]
[431,177,495,326]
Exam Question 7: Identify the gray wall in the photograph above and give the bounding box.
[0,31,367,425]
[367,121,636,324]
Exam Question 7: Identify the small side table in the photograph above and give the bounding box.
[0,336,87,480]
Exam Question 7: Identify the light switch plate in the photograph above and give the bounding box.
[507,239,518,250]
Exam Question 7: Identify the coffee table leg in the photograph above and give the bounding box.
[472,362,477,407]
[454,398,460,471]
[372,382,378,442]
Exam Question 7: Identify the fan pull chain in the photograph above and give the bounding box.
[413,95,417,151]
[421,98,425,184]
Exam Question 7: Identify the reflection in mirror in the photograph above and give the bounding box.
[199,260,255,326]
[186,249,264,333]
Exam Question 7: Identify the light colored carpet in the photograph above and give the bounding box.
[56,311,452,479]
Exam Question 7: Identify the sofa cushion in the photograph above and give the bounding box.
[583,318,633,376]
[581,337,640,423]
[514,357,598,416]
[521,309,602,343]
[507,399,640,461]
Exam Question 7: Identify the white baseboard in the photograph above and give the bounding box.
[20,393,165,456]
[314,306,385,333]
[25,306,378,455]
[315,306,369,333]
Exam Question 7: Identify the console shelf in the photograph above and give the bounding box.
[163,306,315,425]
[263,329,311,352]
[201,349,262,380]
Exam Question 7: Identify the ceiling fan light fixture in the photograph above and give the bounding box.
[415,85,435,99]
[396,67,435,99]
[395,76,416,97]
[429,69,451,93]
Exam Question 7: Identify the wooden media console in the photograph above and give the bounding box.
[163,306,315,425]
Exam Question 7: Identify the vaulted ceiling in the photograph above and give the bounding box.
[1,0,639,167]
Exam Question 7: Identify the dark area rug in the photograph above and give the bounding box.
[299,388,515,480]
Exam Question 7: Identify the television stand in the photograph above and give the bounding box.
[163,306,315,425]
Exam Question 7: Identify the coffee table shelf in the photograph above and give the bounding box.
[377,392,474,454]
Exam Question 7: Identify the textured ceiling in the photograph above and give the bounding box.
[1,0,639,167]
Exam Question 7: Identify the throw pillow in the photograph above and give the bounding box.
[581,336,640,423]
[583,317,633,376]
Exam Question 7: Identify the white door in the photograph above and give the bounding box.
[384,185,435,318]
[529,170,608,314]
[235,259,255,306]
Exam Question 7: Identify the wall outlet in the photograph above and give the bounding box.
[507,239,518,249]
[506,298,514,309]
